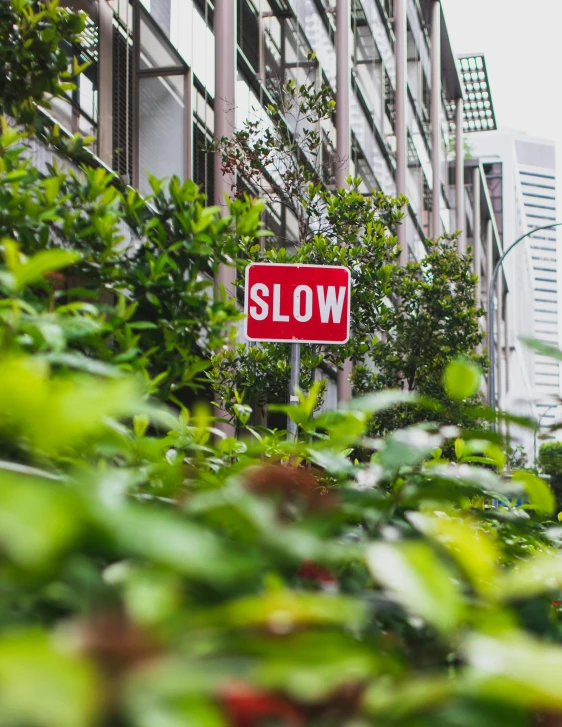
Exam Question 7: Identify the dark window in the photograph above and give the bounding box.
[238,0,260,73]
[384,69,395,129]
[112,22,133,181]
[193,120,215,202]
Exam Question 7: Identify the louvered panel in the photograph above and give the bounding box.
[112,23,133,180]
[193,121,214,202]
[238,0,260,73]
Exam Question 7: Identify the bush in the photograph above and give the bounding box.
[538,440,562,509]
[1,4,562,727]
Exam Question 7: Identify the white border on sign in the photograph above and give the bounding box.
[243,262,351,344]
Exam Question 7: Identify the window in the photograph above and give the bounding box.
[135,8,190,194]
[112,12,133,180]
[193,119,214,201]
[238,0,260,73]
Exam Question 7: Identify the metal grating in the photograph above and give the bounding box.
[457,54,497,133]
[238,0,260,73]
[193,120,215,202]
[112,22,133,181]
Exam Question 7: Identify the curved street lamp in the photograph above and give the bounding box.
[488,221,562,422]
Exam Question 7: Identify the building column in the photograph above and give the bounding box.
[496,273,503,413]
[214,0,236,297]
[504,288,510,395]
[336,0,353,403]
[430,0,441,238]
[336,0,350,189]
[214,0,236,434]
[486,221,493,400]
[455,97,465,253]
[98,0,113,167]
[472,166,481,306]
[486,219,493,309]
[395,0,408,265]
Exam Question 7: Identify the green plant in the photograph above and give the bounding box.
[0,0,87,124]
[538,440,562,510]
[353,236,487,434]
[210,77,405,420]
[3,6,562,727]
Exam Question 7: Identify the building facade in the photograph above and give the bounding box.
[471,129,559,433]
[52,0,527,426]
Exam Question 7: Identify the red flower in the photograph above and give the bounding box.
[220,682,303,727]
[297,560,338,587]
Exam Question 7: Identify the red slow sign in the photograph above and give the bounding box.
[244,263,351,344]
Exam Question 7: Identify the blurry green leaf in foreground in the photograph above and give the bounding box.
[0,356,141,453]
[464,631,562,710]
[196,588,367,631]
[0,473,80,568]
[512,471,555,515]
[495,551,562,602]
[0,630,98,727]
[366,541,464,633]
[443,358,481,401]
[408,513,500,597]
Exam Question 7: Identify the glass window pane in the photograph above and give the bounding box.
[139,75,185,195]
[140,14,182,70]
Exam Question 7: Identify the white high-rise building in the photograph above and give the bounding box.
[472,130,559,429]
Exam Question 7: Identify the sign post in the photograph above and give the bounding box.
[288,342,301,439]
[244,263,351,437]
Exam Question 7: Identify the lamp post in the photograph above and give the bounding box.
[488,221,562,424]
[533,403,558,464]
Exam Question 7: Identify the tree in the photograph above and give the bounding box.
[352,236,487,433]
[538,441,562,509]
[211,77,405,422]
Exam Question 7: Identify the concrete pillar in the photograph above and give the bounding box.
[472,166,481,306]
[480,220,490,406]
[395,0,408,265]
[98,0,113,167]
[336,0,350,188]
[214,0,236,297]
[496,273,503,413]
[336,0,353,403]
[430,0,441,238]
[504,288,510,395]
[214,0,236,435]
[455,97,465,253]
[486,221,493,307]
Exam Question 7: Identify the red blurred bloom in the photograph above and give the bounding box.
[220,682,303,727]
[297,560,338,586]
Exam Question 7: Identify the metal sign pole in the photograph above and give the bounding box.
[288,342,300,439]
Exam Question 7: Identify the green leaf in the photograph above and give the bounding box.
[513,471,555,515]
[495,551,562,601]
[464,631,562,710]
[443,358,481,401]
[408,513,500,597]
[13,249,81,291]
[366,541,464,633]
[340,390,419,414]
[0,630,98,727]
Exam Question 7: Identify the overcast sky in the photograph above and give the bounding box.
[441,0,562,217]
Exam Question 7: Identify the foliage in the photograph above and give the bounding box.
[0,120,268,403]
[538,441,562,509]
[0,0,87,124]
[3,5,562,726]
[1,250,562,725]
[352,236,487,434]
[211,76,405,420]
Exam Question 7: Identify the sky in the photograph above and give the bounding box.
[441,0,562,217]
